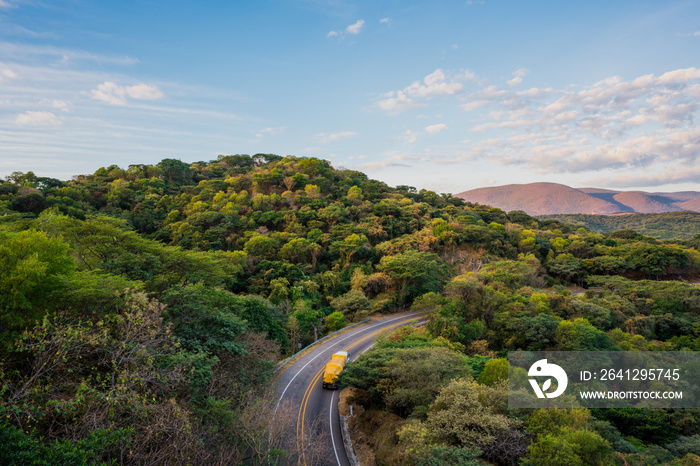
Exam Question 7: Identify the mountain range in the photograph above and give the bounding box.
[455,182,700,216]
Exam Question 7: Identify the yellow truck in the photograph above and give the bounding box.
[322,351,348,389]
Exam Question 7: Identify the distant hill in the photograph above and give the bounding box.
[455,182,700,216]
[539,211,700,241]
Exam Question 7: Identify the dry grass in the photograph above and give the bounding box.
[339,388,376,466]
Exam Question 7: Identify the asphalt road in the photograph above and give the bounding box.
[275,312,420,466]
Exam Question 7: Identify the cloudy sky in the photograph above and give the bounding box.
[1,0,700,193]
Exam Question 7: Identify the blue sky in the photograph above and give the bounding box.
[2,0,700,193]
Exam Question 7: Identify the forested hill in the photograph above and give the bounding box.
[2,154,700,465]
[540,211,700,241]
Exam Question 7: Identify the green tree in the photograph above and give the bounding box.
[426,379,521,449]
[244,235,277,260]
[414,446,487,466]
[0,229,74,330]
[339,346,472,417]
[331,289,372,317]
[623,244,689,278]
[378,250,449,308]
[477,358,508,386]
[163,285,287,352]
[325,311,346,332]
[279,238,313,264]
[332,233,369,265]
[347,185,363,204]
[524,429,614,466]
[524,408,591,437]
[157,158,193,184]
[555,318,618,351]
[292,300,323,341]
[547,253,583,283]
[478,259,542,290]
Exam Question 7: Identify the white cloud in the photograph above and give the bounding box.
[380,18,390,23]
[425,123,448,134]
[15,110,61,126]
[403,130,418,144]
[462,100,488,111]
[90,81,164,105]
[656,67,700,84]
[0,42,138,66]
[328,19,365,38]
[378,69,471,113]
[590,166,700,188]
[507,68,529,87]
[553,110,580,122]
[255,126,286,138]
[89,83,128,105]
[357,159,411,171]
[506,77,523,87]
[446,66,700,182]
[346,20,365,34]
[517,87,554,99]
[625,114,649,126]
[0,0,13,8]
[0,68,18,84]
[378,90,421,112]
[315,130,357,143]
[50,99,68,109]
[39,99,70,112]
[126,83,163,100]
[415,69,463,96]
[301,146,326,154]
[471,119,533,132]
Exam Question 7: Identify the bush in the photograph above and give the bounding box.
[0,422,132,466]
[524,429,614,466]
[1,294,206,464]
[667,435,700,457]
[478,358,509,386]
[325,311,346,331]
[339,346,472,417]
[426,379,520,449]
[331,289,372,317]
[414,445,487,466]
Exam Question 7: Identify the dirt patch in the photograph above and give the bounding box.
[339,388,376,466]
[360,410,406,466]
[338,387,354,417]
[339,389,408,466]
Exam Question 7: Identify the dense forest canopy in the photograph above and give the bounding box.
[1,154,700,465]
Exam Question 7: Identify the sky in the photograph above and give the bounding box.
[1,0,700,193]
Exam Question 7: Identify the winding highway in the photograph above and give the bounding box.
[275,312,420,466]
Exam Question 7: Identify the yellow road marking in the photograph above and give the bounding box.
[297,316,418,465]
[297,367,324,465]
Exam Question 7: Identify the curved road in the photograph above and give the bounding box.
[275,312,420,466]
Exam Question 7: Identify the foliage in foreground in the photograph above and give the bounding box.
[2,154,700,464]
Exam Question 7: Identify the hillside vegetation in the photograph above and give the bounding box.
[1,155,700,465]
[540,212,700,241]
